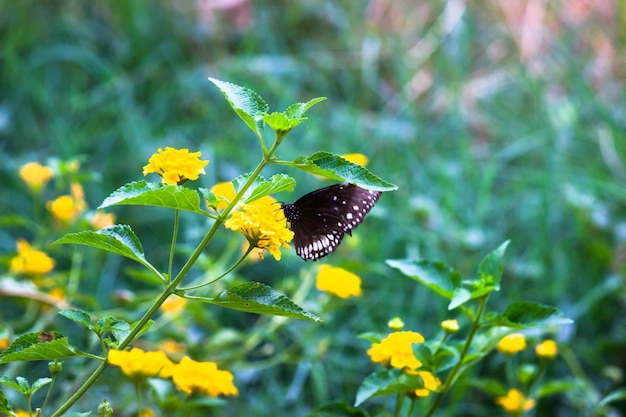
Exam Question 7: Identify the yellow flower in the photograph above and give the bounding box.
[9,239,55,275]
[13,411,31,417]
[108,347,174,379]
[48,183,87,222]
[19,162,54,190]
[315,265,362,298]
[143,147,208,185]
[497,333,527,355]
[413,371,441,397]
[441,319,459,333]
[495,389,536,414]
[342,153,369,166]
[160,295,187,317]
[225,202,294,261]
[367,331,425,371]
[163,356,238,397]
[388,317,405,331]
[535,339,558,360]
[0,338,9,350]
[90,210,116,230]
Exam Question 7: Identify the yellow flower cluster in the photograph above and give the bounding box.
[48,183,87,222]
[19,161,54,191]
[315,265,362,298]
[368,331,425,371]
[143,147,208,185]
[497,333,527,355]
[225,202,294,261]
[495,389,536,414]
[108,348,173,379]
[367,331,441,398]
[108,347,237,397]
[164,356,238,397]
[9,239,55,275]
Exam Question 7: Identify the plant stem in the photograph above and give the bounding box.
[168,209,180,283]
[423,295,490,417]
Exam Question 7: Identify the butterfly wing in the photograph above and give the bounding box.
[282,184,382,260]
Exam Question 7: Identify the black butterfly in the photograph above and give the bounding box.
[280,183,382,261]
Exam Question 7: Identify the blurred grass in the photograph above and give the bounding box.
[1,0,626,415]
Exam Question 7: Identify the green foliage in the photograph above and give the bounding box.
[184,282,322,322]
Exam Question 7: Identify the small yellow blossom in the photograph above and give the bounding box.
[388,317,405,331]
[495,389,536,414]
[367,331,425,371]
[225,202,294,261]
[535,339,558,360]
[441,319,459,333]
[162,356,238,397]
[497,333,527,355]
[315,265,362,298]
[13,411,31,417]
[48,183,87,222]
[108,347,174,379]
[19,162,54,190]
[0,338,9,350]
[9,239,55,275]
[143,147,208,185]
[90,210,116,230]
[160,295,187,317]
[413,371,441,397]
[342,153,369,166]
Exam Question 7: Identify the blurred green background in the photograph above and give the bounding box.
[1,0,625,415]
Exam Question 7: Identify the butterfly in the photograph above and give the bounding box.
[280,183,382,261]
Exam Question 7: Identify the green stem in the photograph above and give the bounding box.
[423,295,490,417]
[40,371,58,416]
[52,132,286,417]
[168,209,180,282]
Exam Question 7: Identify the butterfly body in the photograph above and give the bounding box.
[281,183,382,261]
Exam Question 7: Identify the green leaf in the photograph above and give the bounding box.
[477,240,510,285]
[0,390,12,413]
[99,181,206,214]
[198,187,222,211]
[59,309,92,328]
[263,112,305,133]
[208,77,269,138]
[0,376,23,393]
[498,302,574,327]
[54,225,154,270]
[355,370,400,406]
[355,369,424,406]
[598,387,626,407]
[386,259,463,300]
[31,377,53,391]
[187,282,322,322]
[291,152,398,191]
[0,332,84,364]
[284,97,327,119]
[243,174,296,203]
[535,379,582,398]
[92,316,133,342]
